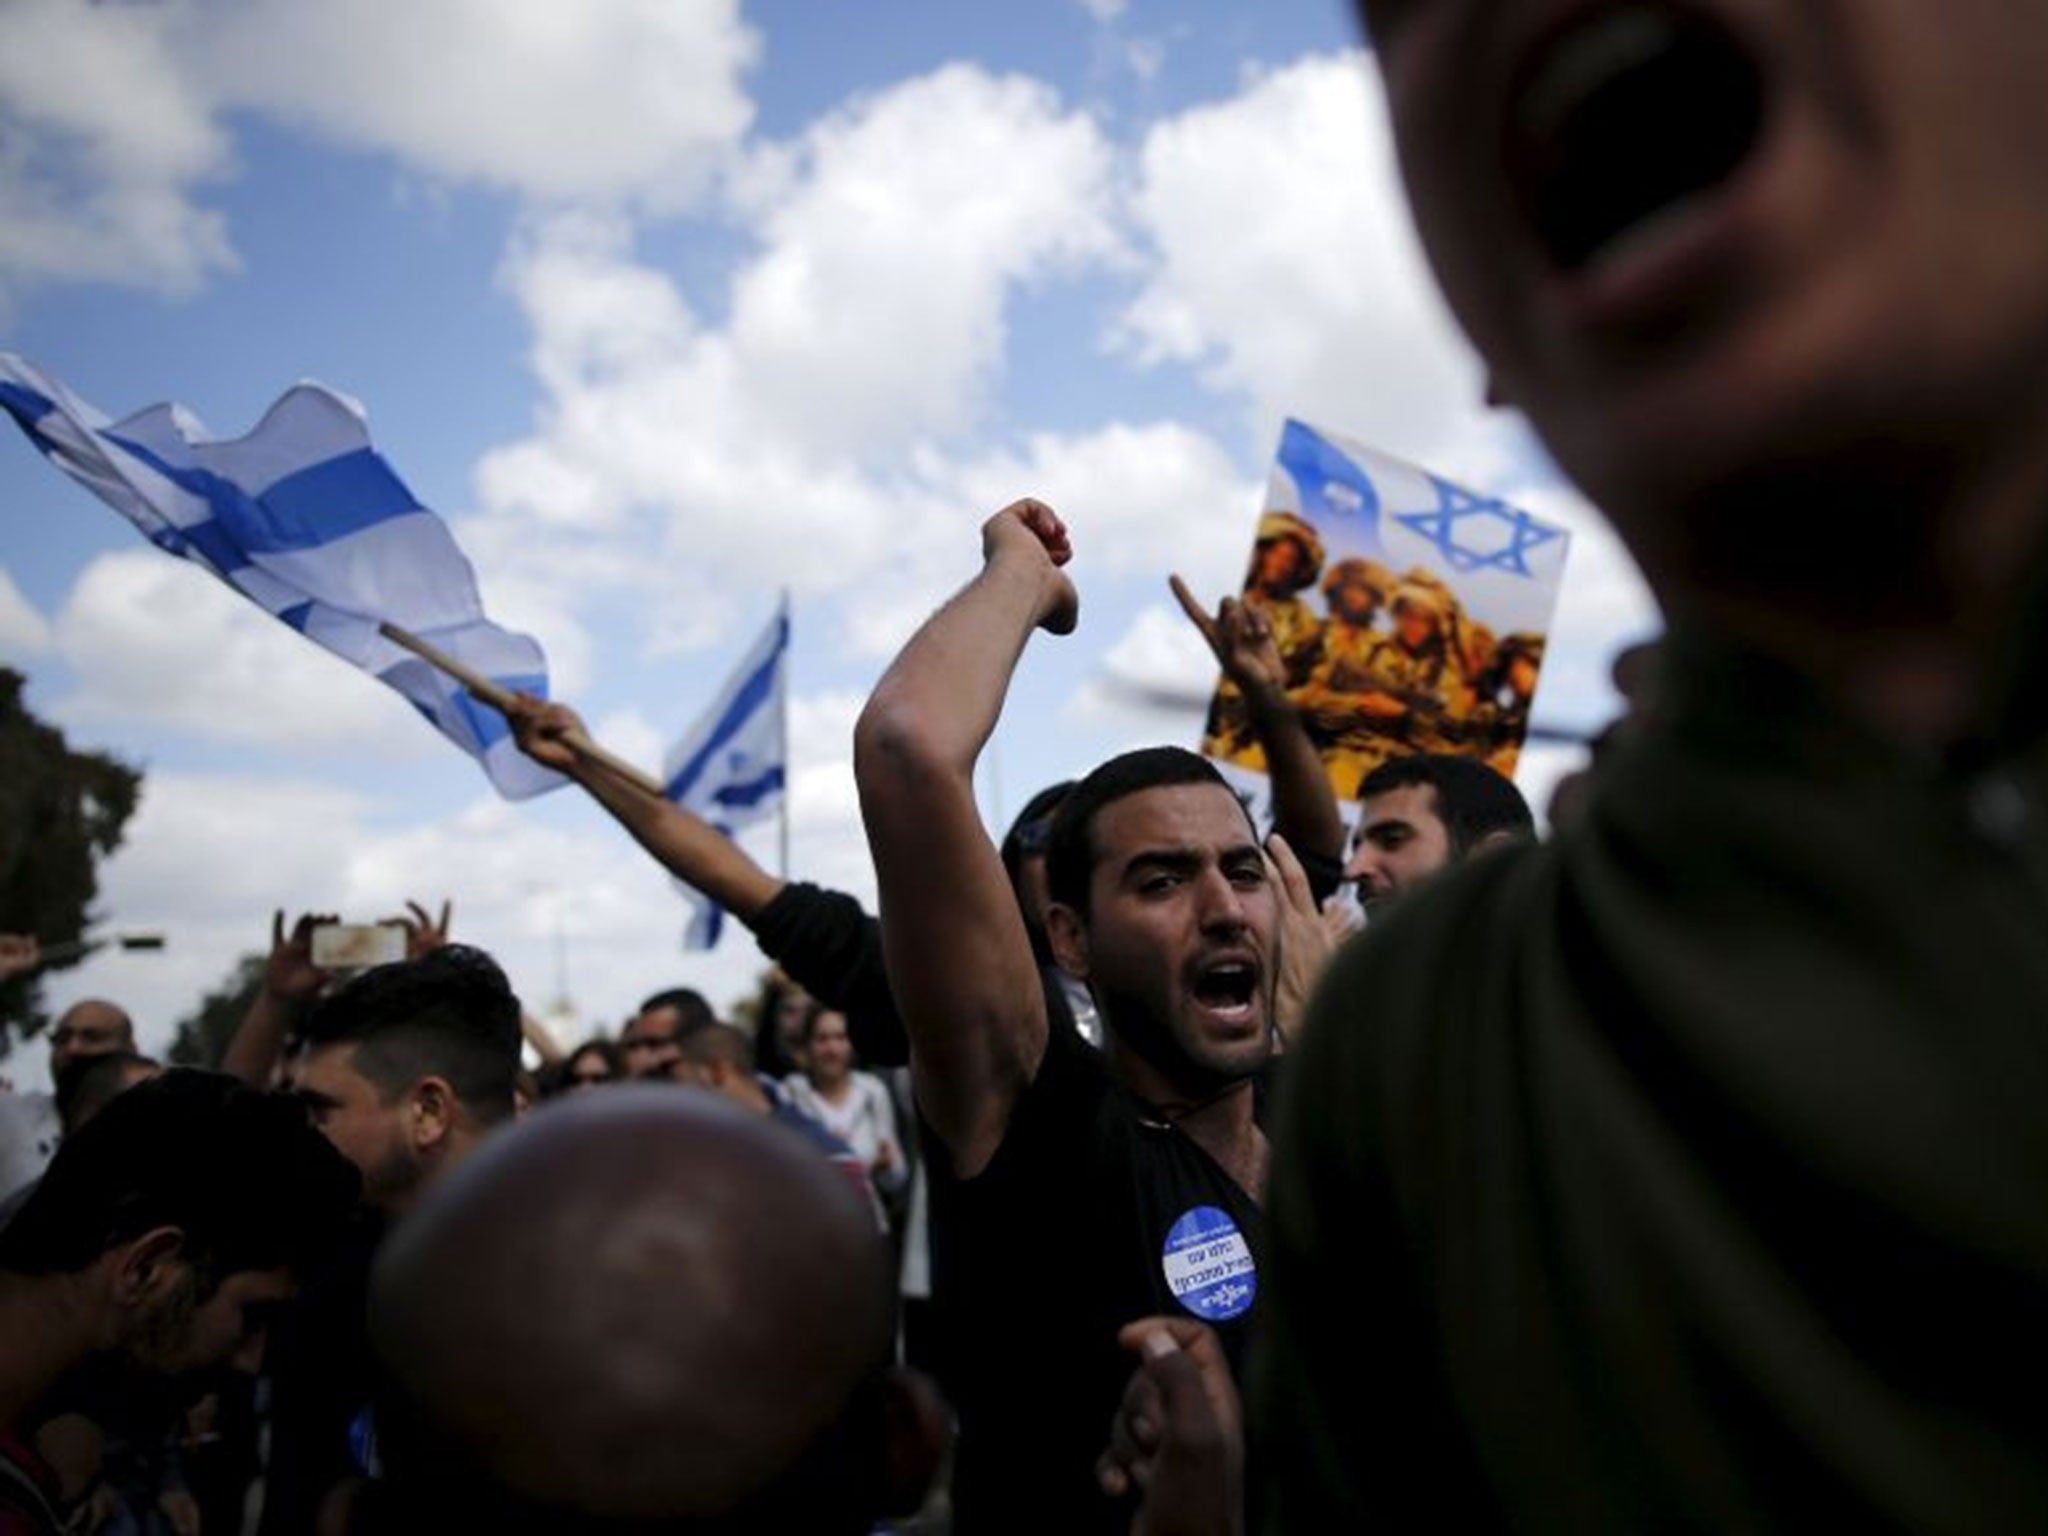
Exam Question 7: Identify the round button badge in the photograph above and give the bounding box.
[1160,1204,1257,1322]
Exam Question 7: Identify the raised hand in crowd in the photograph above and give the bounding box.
[0,933,38,983]
[221,910,336,1085]
[1172,575,1348,890]
[1267,833,1356,1049]
[266,910,337,1003]
[1098,1318,1244,1536]
[385,898,453,960]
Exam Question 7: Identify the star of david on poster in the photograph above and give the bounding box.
[1394,477,1564,577]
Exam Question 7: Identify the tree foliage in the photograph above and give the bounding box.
[168,953,266,1069]
[0,668,143,1056]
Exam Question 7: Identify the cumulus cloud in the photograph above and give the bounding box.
[469,65,1130,656]
[1116,51,1511,479]
[0,0,760,301]
[1067,600,1220,736]
[0,0,235,300]
[0,566,52,656]
[51,551,431,755]
[202,0,759,211]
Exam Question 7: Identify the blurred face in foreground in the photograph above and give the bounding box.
[1355,0,2048,592]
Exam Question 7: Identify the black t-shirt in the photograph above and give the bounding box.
[933,1018,1267,1535]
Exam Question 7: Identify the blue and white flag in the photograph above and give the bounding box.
[664,599,790,948]
[0,353,563,799]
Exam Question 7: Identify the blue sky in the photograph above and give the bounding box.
[0,0,1657,1071]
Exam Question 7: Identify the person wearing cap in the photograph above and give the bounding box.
[1292,556,1411,798]
[1205,512,1331,762]
[1468,631,1546,775]
[1242,511,1327,688]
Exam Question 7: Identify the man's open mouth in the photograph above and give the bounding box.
[1505,5,1770,274]
[1192,959,1260,1019]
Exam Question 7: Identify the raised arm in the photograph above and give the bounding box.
[855,499,1078,1177]
[1171,576,1347,875]
[222,911,334,1086]
[506,697,782,924]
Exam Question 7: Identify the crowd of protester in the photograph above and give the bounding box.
[9,0,2048,1529]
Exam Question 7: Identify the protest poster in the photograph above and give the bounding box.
[1199,418,1571,801]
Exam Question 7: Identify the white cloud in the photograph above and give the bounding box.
[201,0,759,211]
[1076,0,1128,20]
[950,422,1257,591]
[469,66,1126,656]
[1066,599,1219,731]
[0,0,235,300]
[0,566,52,655]
[51,551,432,755]
[1116,51,1509,477]
[0,0,759,302]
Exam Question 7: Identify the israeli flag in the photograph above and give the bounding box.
[0,354,563,799]
[664,599,790,948]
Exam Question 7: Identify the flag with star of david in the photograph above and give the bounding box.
[0,352,565,799]
[663,598,790,949]
[1195,418,1570,803]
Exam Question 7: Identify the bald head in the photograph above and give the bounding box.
[49,998,134,1078]
[370,1085,893,1531]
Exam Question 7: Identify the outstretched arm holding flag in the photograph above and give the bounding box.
[507,696,783,925]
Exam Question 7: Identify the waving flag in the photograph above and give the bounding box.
[664,598,790,948]
[0,353,563,799]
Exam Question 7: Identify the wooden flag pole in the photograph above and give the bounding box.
[377,621,668,798]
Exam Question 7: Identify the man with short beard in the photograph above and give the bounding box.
[857,500,1279,1534]
[1262,1,2048,1529]
[259,945,523,1536]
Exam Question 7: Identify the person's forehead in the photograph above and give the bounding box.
[1360,782,1444,833]
[1093,781,1257,861]
[624,1008,679,1040]
[57,1003,127,1033]
[295,1041,371,1095]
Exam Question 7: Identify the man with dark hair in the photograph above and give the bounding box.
[1344,752,1536,909]
[620,986,715,1080]
[292,945,522,1215]
[362,1087,944,1534]
[0,1072,357,1534]
[261,945,524,1536]
[1261,1,2048,1530]
[856,500,1278,1534]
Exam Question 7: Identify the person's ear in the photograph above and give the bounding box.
[1046,902,1090,979]
[879,1368,951,1519]
[1469,828,1523,858]
[113,1226,187,1306]
[410,1077,456,1152]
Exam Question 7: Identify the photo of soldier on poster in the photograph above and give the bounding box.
[1200,419,1570,800]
